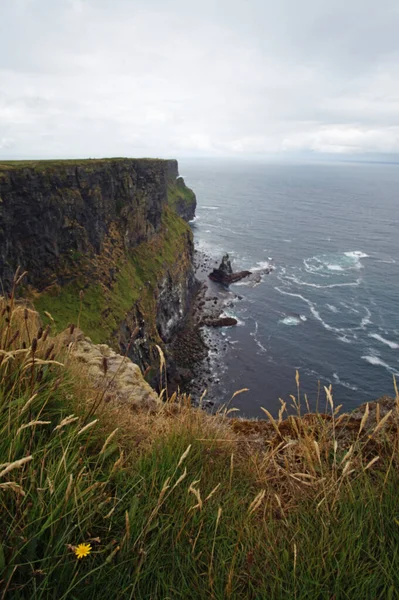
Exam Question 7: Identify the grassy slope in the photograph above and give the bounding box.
[1,299,399,599]
[167,179,196,215]
[2,158,193,360]
[33,206,191,345]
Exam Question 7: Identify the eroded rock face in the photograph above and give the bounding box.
[61,329,159,411]
[0,160,164,290]
[167,160,196,221]
[0,157,197,391]
[0,158,196,292]
[209,254,251,285]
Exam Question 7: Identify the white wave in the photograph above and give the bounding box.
[283,239,292,243]
[368,333,399,349]
[340,302,360,314]
[303,257,329,277]
[255,340,268,353]
[250,322,268,353]
[279,314,307,326]
[327,304,339,313]
[279,316,302,326]
[233,280,251,287]
[201,205,219,210]
[361,354,399,375]
[281,273,361,289]
[360,307,372,328]
[332,373,358,391]
[379,258,396,264]
[304,251,368,277]
[344,251,369,259]
[275,287,349,334]
[338,335,352,344]
[189,215,200,222]
[252,260,273,271]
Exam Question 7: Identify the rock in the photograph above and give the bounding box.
[219,254,233,276]
[202,316,238,327]
[59,329,159,411]
[176,367,194,383]
[208,254,251,285]
[0,158,199,393]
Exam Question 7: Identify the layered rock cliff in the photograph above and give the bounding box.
[0,158,197,382]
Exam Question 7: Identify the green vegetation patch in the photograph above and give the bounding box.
[1,301,399,599]
[33,207,192,345]
[167,178,196,214]
[0,157,166,173]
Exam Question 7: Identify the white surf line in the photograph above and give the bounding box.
[368,333,399,350]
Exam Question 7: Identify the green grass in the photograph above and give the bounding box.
[1,295,399,599]
[167,179,196,215]
[0,158,165,172]
[33,207,192,345]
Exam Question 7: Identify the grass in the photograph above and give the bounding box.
[0,158,165,172]
[33,206,192,348]
[1,277,399,598]
[167,179,196,215]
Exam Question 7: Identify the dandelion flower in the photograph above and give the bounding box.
[75,543,92,560]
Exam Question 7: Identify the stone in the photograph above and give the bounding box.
[208,254,251,285]
[202,316,238,327]
[59,329,159,411]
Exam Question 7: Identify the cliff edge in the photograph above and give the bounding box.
[0,157,197,381]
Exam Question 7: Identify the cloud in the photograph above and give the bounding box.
[282,126,399,154]
[0,0,398,158]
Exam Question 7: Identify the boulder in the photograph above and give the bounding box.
[202,316,238,327]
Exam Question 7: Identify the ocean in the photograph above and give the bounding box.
[179,158,399,418]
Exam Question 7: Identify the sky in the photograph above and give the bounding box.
[1,0,399,160]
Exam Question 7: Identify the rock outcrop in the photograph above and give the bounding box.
[202,316,238,327]
[0,158,194,290]
[0,158,197,384]
[60,328,159,411]
[208,254,251,285]
[167,160,196,222]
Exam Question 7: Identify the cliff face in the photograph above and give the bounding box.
[0,158,197,379]
[166,160,197,222]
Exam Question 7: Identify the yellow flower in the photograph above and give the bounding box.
[75,543,92,560]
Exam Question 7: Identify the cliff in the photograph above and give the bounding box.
[0,158,197,380]
[166,160,196,222]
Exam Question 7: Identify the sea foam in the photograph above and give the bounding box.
[368,333,399,350]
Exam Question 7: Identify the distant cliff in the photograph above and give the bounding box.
[0,158,197,380]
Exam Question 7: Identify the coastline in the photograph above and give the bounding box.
[170,248,274,409]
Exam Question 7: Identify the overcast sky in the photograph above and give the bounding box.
[1,0,399,160]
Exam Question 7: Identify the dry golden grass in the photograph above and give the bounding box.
[2,279,399,599]
[2,289,399,509]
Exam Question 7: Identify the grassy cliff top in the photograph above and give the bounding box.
[0,157,170,172]
[1,297,399,599]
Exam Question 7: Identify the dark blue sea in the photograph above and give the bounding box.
[180,159,399,418]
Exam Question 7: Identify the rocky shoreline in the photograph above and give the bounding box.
[169,249,274,409]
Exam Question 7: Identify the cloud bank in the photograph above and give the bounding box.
[1,0,399,159]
